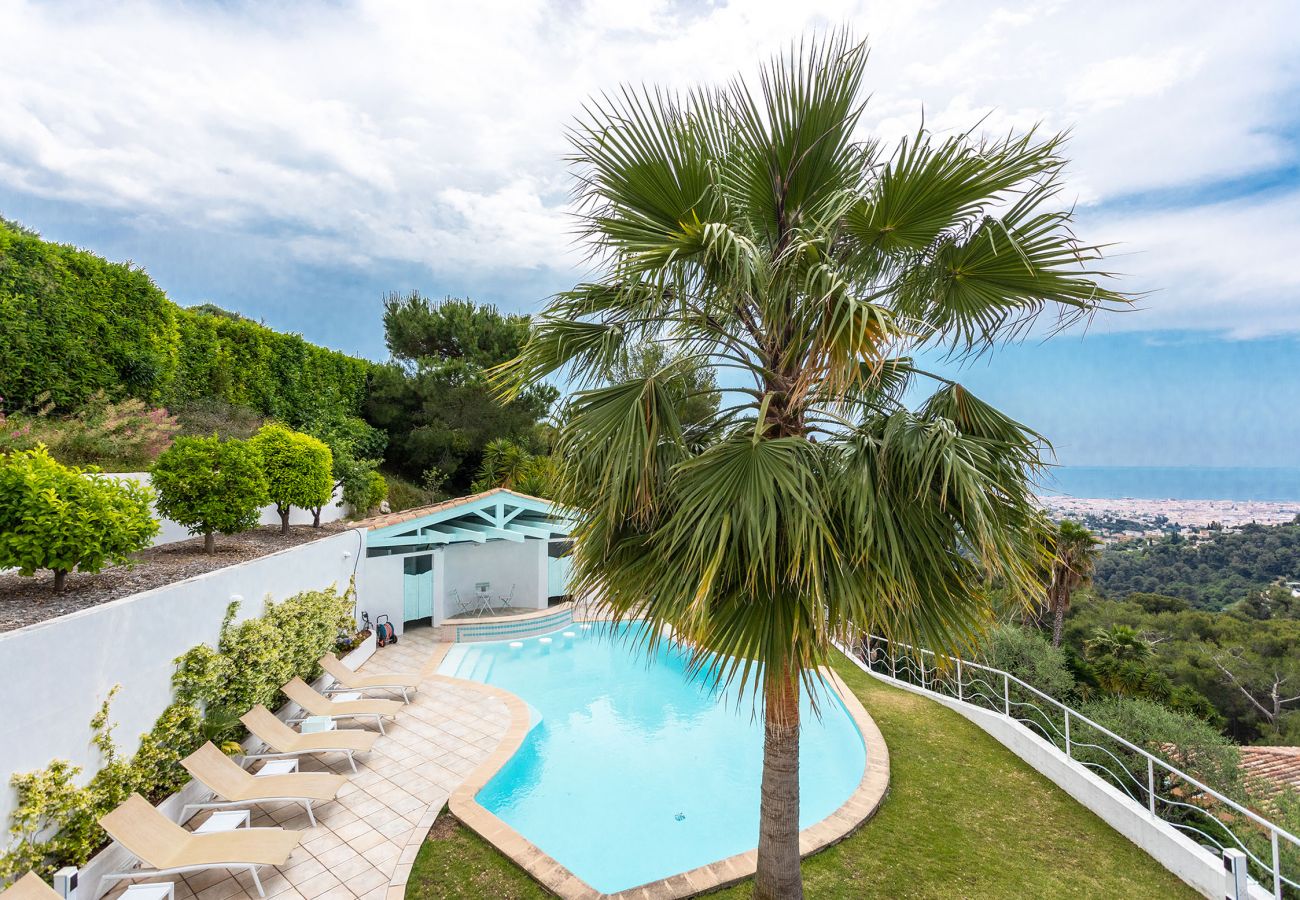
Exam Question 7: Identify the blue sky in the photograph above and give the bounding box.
[2,1,1299,467]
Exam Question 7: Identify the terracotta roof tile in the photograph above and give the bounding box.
[1240,745,1300,801]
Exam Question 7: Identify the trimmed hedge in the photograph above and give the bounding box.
[0,218,371,423]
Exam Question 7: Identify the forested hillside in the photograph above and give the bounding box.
[0,217,371,425]
[1094,522,1300,610]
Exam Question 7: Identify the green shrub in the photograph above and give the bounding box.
[1075,696,1242,796]
[151,436,268,554]
[977,625,1077,699]
[251,424,333,531]
[0,446,158,590]
[0,584,355,878]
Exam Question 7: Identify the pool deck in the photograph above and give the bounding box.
[102,627,494,900]
[102,616,889,900]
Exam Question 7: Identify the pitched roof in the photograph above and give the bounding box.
[354,487,554,531]
[1240,746,1300,802]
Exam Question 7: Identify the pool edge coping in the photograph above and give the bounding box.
[434,645,890,900]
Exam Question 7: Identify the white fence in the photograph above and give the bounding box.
[854,635,1297,899]
[108,472,347,547]
[0,529,365,829]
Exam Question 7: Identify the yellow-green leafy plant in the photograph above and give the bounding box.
[0,446,159,591]
[251,423,333,531]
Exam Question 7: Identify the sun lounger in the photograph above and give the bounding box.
[180,742,347,827]
[240,703,377,773]
[98,793,300,898]
[2,874,61,900]
[319,652,421,702]
[281,676,401,734]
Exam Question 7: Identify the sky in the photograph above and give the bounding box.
[1,1,1299,468]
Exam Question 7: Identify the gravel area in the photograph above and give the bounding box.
[0,523,352,633]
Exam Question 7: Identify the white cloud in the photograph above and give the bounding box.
[0,0,1298,334]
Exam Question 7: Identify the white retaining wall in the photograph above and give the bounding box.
[0,529,365,829]
[842,651,1266,900]
[109,472,347,547]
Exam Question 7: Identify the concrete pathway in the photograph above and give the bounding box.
[107,627,502,900]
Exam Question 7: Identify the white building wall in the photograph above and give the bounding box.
[109,472,347,547]
[0,530,363,830]
[442,539,547,617]
[357,552,407,633]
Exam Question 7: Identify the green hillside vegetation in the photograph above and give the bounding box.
[1093,521,1300,610]
[0,216,370,424]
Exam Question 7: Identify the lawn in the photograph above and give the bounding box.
[407,653,1196,899]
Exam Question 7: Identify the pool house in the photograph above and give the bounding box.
[359,488,575,638]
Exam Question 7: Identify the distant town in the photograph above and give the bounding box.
[1039,495,1300,542]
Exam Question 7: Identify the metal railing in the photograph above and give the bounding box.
[857,634,1300,899]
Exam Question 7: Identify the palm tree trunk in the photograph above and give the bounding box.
[1051,591,1067,648]
[754,666,802,900]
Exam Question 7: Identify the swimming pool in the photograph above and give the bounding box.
[439,622,867,894]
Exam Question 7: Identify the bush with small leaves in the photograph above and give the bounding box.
[250,423,333,531]
[151,435,268,554]
[0,446,159,591]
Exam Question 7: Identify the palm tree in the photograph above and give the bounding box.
[1047,520,1101,648]
[498,33,1125,899]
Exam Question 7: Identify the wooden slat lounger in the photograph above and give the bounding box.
[240,703,377,773]
[2,874,61,900]
[281,677,401,734]
[99,793,300,898]
[180,742,347,827]
[319,652,421,702]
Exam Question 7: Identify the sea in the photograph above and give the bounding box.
[1038,467,1300,502]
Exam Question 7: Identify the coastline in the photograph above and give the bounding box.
[1038,495,1300,540]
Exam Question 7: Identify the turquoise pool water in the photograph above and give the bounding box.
[438,622,866,894]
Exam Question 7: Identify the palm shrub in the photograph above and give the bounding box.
[1046,519,1101,647]
[0,446,158,591]
[497,33,1126,898]
[151,435,268,554]
[250,423,333,531]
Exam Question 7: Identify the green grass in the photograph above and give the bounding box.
[408,654,1197,899]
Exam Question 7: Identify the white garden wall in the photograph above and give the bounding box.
[109,472,347,547]
[0,529,364,829]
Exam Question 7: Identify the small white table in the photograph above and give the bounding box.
[254,759,298,777]
[330,691,361,703]
[300,716,336,734]
[123,884,175,900]
[193,809,250,835]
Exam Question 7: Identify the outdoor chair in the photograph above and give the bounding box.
[180,741,347,827]
[2,874,61,900]
[319,652,421,702]
[98,793,300,898]
[240,703,377,773]
[281,676,401,734]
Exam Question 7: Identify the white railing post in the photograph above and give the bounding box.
[1003,672,1010,716]
[921,656,928,691]
[956,658,963,703]
[890,647,897,680]
[1147,758,1157,816]
[1272,829,1282,899]
[1064,708,1071,757]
